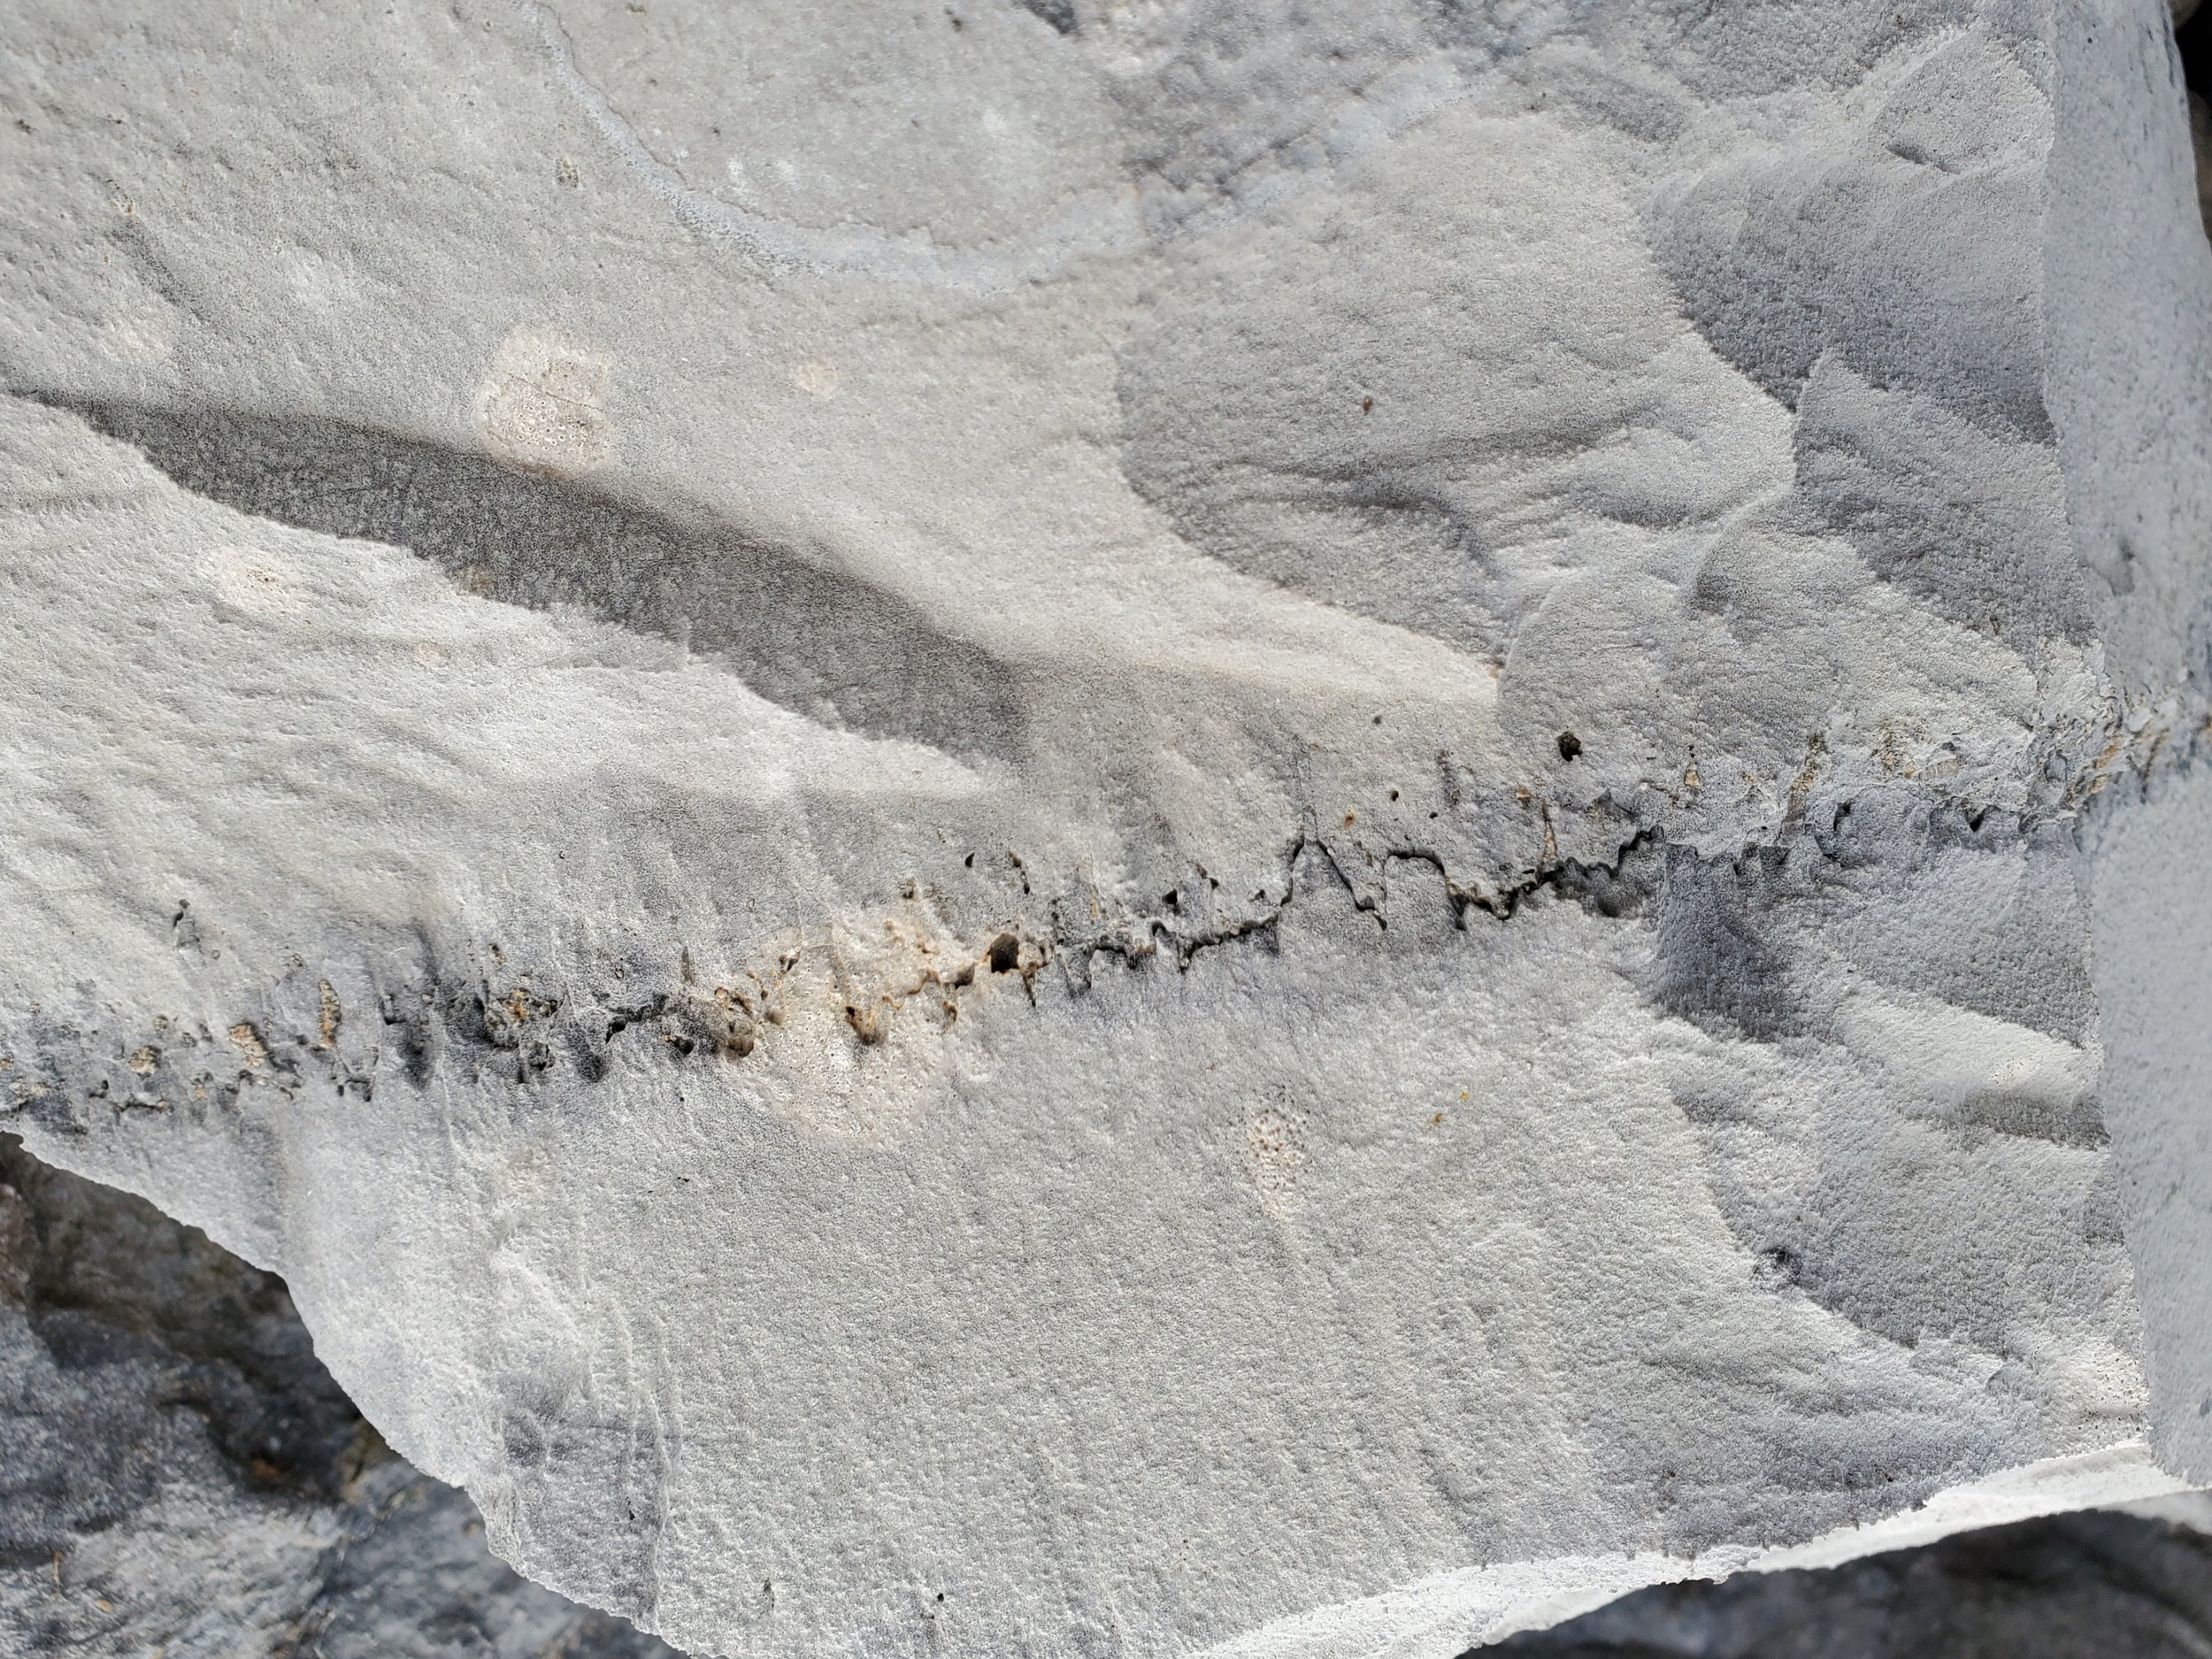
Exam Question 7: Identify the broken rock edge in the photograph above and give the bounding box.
[0,680,2201,1635]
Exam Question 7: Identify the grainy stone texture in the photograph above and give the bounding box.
[1,1,2210,1655]
[12,1125,2212,1659]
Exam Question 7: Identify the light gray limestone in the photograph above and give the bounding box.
[1,1,2209,1655]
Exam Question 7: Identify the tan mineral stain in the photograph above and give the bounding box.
[788,357,841,397]
[473,323,616,474]
[707,910,1042,1148]
[100,310,174,365]
[1240,1102,1308,1219]
[201,545,311,619]
[227,1023,269,1069]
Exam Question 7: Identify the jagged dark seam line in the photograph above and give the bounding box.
[45,781,2101,1109]
[1053,821,1663,987]
[7,764,2175,1122]
[4,777,2101,1109]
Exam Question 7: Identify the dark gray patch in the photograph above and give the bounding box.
[1630,0,1990,100]
[1115,350,1522,659]
[1014,0,1078,34]
[1417,0,2028,104]
[109,214,224,328]
[1106,0,1437,227]
[1808,799,2101,1047]
[493,1391,673,1625]
[38,396,1026,764]
[1788,359,2093,646]
[1711,1097,2119,1359]
[1655,157,2052,442]
[2081,1157,2127,1247]
[380,983,438,1089]
[1491,1507,2212,1658]
[1954,1087,2108,1150]
[1648,845,1809,1041]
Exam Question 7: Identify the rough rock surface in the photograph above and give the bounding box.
[0,1133,676,1658]
[1498,1502,2212,1658]
[2,1,2210,1655]
[12,1125,2212,1659]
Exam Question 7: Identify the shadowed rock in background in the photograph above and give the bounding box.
[0,1133,677,1659]
[1490,1501,2212,1659]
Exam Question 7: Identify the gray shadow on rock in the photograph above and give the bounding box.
[32,394,1027,765]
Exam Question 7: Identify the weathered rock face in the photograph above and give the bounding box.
[0,1133,677,1658]
[11,1128,2211,1659]
[1,0,2208,1655]
[1498,1495,2212,1659]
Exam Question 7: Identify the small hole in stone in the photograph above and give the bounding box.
[987,933,1020,973]
[1556,731,1582,761]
